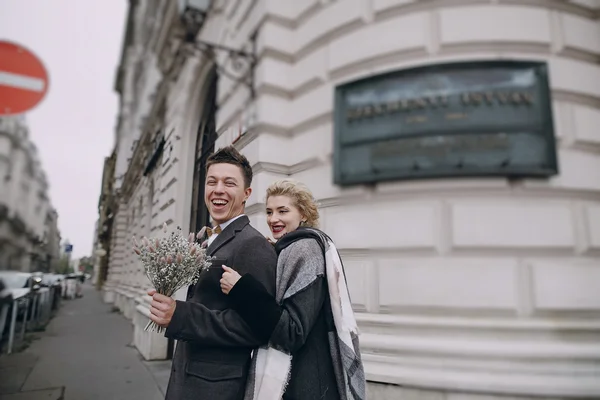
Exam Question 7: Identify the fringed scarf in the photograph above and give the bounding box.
[244,228,366,400]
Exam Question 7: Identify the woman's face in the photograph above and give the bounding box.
[266,195,304,240]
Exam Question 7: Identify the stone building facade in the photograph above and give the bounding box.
[93,151,117,288]
[0,116,61,272]
[102,1,600,398]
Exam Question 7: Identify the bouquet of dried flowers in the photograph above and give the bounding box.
[133,223,213,333]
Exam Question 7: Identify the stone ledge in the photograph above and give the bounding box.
[364,349,600,398]
[133,303,168,361]
[356,312,600,331]
[361,332,600,360]
[357,312,600,397]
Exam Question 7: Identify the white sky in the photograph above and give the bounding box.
[1,1,127,258]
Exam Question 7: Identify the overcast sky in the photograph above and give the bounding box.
[1,1,127,258]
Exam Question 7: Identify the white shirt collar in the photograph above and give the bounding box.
[216,214,245,231]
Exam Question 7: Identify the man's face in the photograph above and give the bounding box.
[204,163,251,225]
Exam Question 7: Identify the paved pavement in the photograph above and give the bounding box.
[0,284,171,400]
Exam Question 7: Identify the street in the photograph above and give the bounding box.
[0,283,169,400]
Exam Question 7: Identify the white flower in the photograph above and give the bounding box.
[132,226,213,304]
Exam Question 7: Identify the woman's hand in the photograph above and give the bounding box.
[220,265,242,295]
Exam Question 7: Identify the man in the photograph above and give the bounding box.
[148,146,278,400]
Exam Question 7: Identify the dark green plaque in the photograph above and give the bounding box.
[333,61,559,185]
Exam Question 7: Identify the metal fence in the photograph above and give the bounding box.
[0,286,59,354]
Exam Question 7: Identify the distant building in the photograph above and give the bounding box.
[94,151,116,289]
[0,116,60,272]
[39,207,61,272]
[91,218,100,284]
[102,1,600,399]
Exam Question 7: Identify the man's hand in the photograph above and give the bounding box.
[147,289,176,327]
[220,265,242,295]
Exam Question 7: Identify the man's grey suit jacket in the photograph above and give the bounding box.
[163,215,277,400]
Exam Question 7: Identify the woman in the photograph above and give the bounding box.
[220,179,365,400]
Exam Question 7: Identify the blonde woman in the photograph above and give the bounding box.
[220,180,365,400]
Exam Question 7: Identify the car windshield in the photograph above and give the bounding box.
[0,273,31,289]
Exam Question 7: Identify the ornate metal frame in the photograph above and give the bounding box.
[181,6,257,97]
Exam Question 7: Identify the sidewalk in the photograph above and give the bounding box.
[0,284,170,400]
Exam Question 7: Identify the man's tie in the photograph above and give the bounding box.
[206,225,222,237]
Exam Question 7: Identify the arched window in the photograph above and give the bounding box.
[190,66,218,234]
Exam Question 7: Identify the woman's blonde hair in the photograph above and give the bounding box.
[266,179,320,228]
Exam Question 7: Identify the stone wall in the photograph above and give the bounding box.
[210,1,600,398]
[105,0,600,396]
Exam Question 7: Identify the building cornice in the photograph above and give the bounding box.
[114,0,137,94]
[119,31,198,204]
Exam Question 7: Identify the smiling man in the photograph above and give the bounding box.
[148,146,278,400]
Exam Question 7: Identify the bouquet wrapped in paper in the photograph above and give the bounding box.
[133,223,213,333]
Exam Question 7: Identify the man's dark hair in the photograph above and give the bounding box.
[206,146,253,188]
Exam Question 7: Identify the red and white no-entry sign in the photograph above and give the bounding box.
[0,40,49,115]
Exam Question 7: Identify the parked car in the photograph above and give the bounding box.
[0,271,33,333]
[0,278,12,306]
[64,274,81,299]
[0,271,33,291]
[31,272,44,291]
[41,273,64,310]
